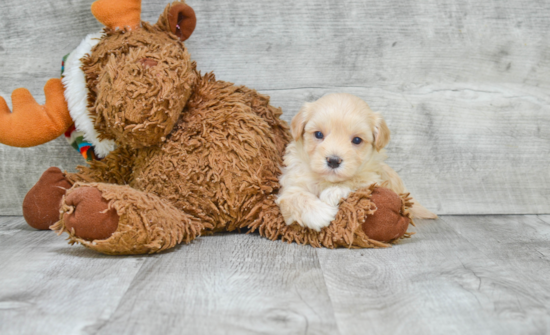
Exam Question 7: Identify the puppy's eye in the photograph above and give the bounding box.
[314,131,324,139]
[352,137,363,145]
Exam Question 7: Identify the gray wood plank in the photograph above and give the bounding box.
[443,215,550,293]
[93,233,339,335]
[0,217,146,335]
[317,216,550,335]
[1,0,550,214]
[534,215,550,259]
[2,216,550,334]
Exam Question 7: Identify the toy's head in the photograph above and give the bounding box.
[87,0,198,149]
[0,0,198,153]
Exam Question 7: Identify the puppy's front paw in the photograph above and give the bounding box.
[319,186,352,207]
[301,200,339,232]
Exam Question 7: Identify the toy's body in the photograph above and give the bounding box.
[54,73,291,254]
[2,0,414,255]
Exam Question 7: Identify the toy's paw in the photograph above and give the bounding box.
[362,187,410,242]
[23,167,72,230]
[320,186,352,207]
[62,186,119,241]
[300,199,339,232]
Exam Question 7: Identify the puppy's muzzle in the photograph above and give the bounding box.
[326,156,343,169]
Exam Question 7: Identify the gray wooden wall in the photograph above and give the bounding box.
[1,0,549,215]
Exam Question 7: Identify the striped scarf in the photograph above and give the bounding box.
[61,53,98,162]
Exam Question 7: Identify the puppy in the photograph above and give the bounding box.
[276,93,437,232]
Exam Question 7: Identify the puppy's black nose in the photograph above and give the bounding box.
[326,156,342,169]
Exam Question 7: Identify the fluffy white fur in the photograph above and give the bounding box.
[276,93,437,232]
[62,32,115,158]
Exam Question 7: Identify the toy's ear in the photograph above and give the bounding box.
[373,114,390,151]
[158,2,197,41]
[291,103,310,141]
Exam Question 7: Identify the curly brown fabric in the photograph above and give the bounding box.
[246,184,412,249]
[52,182,204,255]
[81,21,198,148]
[59,65,291,254]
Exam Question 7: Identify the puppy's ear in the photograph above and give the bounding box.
[291,104,309,141]
[373,114,390,151]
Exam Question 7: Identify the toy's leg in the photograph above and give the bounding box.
[23,167,73,230]
[245,186,412,248]
[22,146,136,230]
[51,182,203,255]
[22,165,119,230]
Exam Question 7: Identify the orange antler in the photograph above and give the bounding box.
[0,79,73,147]
[91,0,142,30]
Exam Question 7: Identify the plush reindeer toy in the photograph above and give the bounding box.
[0,0,414,255]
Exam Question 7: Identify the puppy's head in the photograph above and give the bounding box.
[291,93,390,183]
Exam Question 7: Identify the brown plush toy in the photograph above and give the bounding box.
[0,0,413,255]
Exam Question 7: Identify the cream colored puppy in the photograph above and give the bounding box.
[276,93,436,232]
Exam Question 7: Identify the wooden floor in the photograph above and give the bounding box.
[1,215,549,335]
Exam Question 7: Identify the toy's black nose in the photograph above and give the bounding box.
[326,156,342,169]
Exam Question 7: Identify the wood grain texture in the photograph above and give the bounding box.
[2,215,550,334]
[1,0,549,214]
[317,216,550,335]
[0,217,145,335]
[0,217,339,335]
[93,234,339,335]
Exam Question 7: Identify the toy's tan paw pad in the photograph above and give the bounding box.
[23,167,72,230]
[63,187,119,241]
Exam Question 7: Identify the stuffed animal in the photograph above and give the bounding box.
[0,0,413,255]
